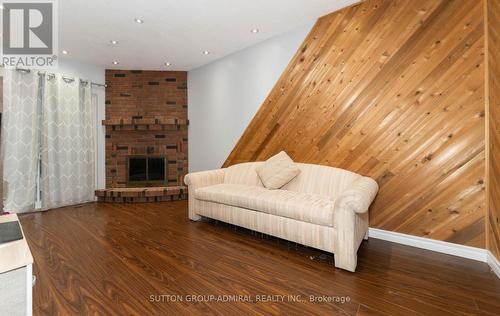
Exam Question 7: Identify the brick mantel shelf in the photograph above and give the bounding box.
[102,117,189,128]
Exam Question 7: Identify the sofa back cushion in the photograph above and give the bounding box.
[224,162,264,187]
[282,163,360,198]
[224,162,360,198]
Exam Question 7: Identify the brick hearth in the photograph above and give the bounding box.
[95,186,187,203]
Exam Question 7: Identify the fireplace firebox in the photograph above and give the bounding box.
[127,156,167,186]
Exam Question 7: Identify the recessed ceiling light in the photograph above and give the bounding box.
[110,40,119,45]
[134,18,144,24]
[62,50,68,55]
[202,50,210,55]
[165,62,172,66]
[250,28,259,33]
[112,61,119,65]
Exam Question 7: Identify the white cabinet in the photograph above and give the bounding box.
[0,214,34,316]
[0,265,32,316]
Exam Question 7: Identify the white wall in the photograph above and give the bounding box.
[188,22,314,172]
[57,58,106,189]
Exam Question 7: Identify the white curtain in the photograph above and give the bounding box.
[41,75,95,209]
[1,70,41,213]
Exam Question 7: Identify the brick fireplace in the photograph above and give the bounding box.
[96,70,188,202]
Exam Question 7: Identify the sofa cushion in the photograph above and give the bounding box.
[195,184,334,227]
[224,162,264,187]
[282,163,360,198]
[256,151,301,189]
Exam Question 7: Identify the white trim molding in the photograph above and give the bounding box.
[488,251,500,279]
[368,228,500,279]
[368,228,488,262]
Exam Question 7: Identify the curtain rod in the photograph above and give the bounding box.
[13,67,107,88]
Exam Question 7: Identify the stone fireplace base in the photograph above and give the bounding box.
[95,186,187,203]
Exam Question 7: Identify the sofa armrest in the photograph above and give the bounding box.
[336,176,378,214]
[185,169,226,221]
[184,169,226,189]
[333,176,377,271]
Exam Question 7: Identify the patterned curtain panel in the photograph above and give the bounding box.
[41,75,95,209]
[0,70,41,213]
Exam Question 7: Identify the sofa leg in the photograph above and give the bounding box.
[334,253,357,272]
[189,211,201,221]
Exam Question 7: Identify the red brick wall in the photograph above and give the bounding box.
[105,70,188,188]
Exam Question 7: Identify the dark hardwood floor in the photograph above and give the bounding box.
[19,201,500,315]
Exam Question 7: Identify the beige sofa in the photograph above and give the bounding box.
[184,162,378,272]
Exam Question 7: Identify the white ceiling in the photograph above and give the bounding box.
[60,0,357,71]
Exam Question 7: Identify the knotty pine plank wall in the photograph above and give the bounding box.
[224,0,487,247]
[487,0,500,259]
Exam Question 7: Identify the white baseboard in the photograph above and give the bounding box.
[368,228,500,279]
[488,251,500,279]
[368,228,488,262]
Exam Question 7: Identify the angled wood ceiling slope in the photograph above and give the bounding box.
[224,0,488,247]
